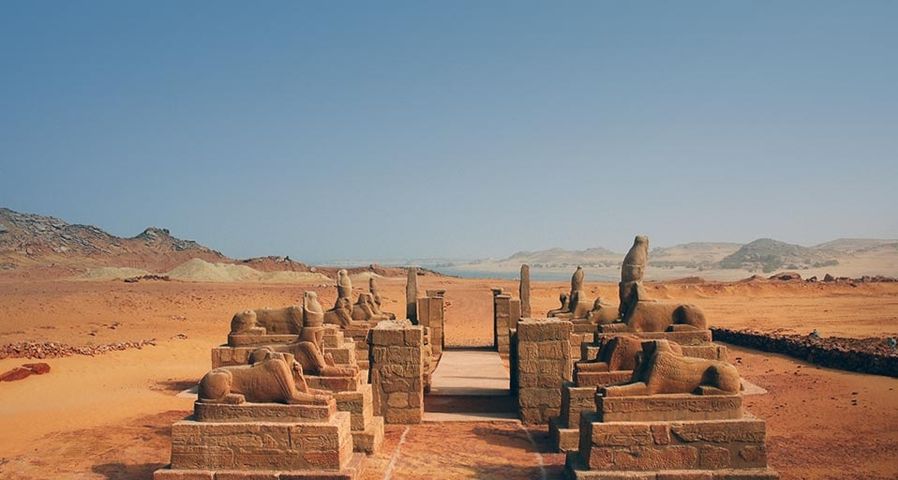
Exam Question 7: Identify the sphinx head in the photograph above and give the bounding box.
[303,291,324,327]
[634,235,649,251]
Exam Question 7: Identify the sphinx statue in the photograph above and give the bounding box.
[324,296,353,328]
[198,348,332,405]
[577,335,681,373]
[270,292,358,377]
[368,277,396,319]
[230,306,303,335]
[600,339,740,397]
[585,297,618,324]
[351,292,393,322]
[548,266,593,319]
[324,269,354,328]
[604,283,707,333]
[546,293,570,317]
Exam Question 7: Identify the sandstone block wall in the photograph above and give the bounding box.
[515,319,572,424]
[368,323,424,424]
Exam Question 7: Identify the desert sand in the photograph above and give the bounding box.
[1,275,897,479]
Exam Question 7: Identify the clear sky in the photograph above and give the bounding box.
[1,1,896,262]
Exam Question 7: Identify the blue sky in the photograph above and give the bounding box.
[1,1,896,262]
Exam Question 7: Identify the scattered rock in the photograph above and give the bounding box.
[769,272,802,281]
[22,362,50,374]
[0,362,50,382]
[124,274,170,283]
[0,367,33,382]
[0,339,157,360]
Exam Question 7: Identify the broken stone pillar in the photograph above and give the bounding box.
[417,293,445,357]
[368,320,424,424]
[494,293,521,358]
[515,319,572,425]
[520,264,531,318]
[406,267,418,324]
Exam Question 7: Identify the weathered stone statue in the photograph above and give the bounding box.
[352,292,393,322]
[575,335,665,373]
[368,277,396,319]
[519,264,531,318]
[275,292,358,377]
[585,297,618,324]
[619,235,649,318]
[336,268,352,299]
[548,266,592,319]
[546,293,569,317]
[324,270,354,328]
[606,282,707,332]
[198,348,331,404]
[230,306,303,335]
[600,340,740,397]
[370,276,384,309]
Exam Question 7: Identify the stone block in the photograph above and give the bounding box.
[227,334,299,347]
[193,401,335,423]
[549,416,581,453]
[596,394,743,422]
[576,370,633,388]
[169,412,352,471]
[517,319,573,342]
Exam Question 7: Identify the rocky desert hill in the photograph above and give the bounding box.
[0,207,442,281]
[0,208,226,274]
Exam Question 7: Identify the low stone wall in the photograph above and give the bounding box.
[711,327,898,378]
[368,321,424,424]
[515,319,572,424]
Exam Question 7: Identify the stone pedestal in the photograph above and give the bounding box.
[554,330,729,453]
[305,372,384,454]
[550,370,634,452]
[516,319,573,424]
[154,401,365,480]
[368,321,424,424]
[495,293,521,357]
[343,323,376,370]
[564,394,778,479]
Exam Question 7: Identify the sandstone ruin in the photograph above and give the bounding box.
[549,236,729,453]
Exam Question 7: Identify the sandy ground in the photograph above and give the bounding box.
[1,276,897,479]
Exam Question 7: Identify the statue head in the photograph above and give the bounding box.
[335,296,352,311]
[356,292,372,305]
[303,291,324,327]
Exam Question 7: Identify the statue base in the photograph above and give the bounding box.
[564,394,777,479]
[154,403,365,479]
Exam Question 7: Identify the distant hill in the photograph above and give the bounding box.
[650,242,742,269]
[502,247,620,268]
[719,238,838,273]
[496,242,744,270]
[0,207,445,280]
[814,238,898,254]
[0,207,226,271]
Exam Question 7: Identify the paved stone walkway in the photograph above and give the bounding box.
[425,349,516,421]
